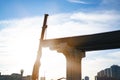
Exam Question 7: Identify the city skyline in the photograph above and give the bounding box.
[95,65,120,80]
[0,69,31,80]
[1,64,120,80]
[0,0,120,80]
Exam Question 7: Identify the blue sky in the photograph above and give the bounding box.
[0,0,120,80]
[0,0,120,20]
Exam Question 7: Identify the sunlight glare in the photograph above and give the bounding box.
[40,48,66,80]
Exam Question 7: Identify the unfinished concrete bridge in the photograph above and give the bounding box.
[42,30,120,80]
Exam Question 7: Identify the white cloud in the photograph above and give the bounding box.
[70,11,120,23]
[0,16,43,75]
[47,11,120,39]
[67,0,89,4]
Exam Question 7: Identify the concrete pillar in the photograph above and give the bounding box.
[64,50,85,80]
[55,43,85,80]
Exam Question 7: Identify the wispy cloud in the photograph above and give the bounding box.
[47,10,120,38]
[67,0,89,4]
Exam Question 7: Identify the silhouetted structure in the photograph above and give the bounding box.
[0,70,31,80]
[85,76,89,80]
[0,73,22,80]
[20,69,24,77]
[95,65,120,80]
[22,75,32,80]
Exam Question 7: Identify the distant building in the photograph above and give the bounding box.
[0,70,31,80]
[110,65,120,79]
[40,76,46,80]
[22,75,32,80]
[105,68,111,77]
[85,76,89,80]
[0,73,31,80]
[95,65,120,80]
[0,73,22,80]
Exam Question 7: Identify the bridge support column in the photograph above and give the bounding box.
[55,43,85,80]
[64,49,85,80]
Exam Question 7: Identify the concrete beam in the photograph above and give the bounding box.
[42,30,120,51]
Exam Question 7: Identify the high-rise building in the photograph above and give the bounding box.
[110,65,120,79]
[105,68,111,77]
[95,65,120,80]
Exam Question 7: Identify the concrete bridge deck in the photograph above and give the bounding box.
[42,30,120,51]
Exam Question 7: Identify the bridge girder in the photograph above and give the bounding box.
[42,30,120,52]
